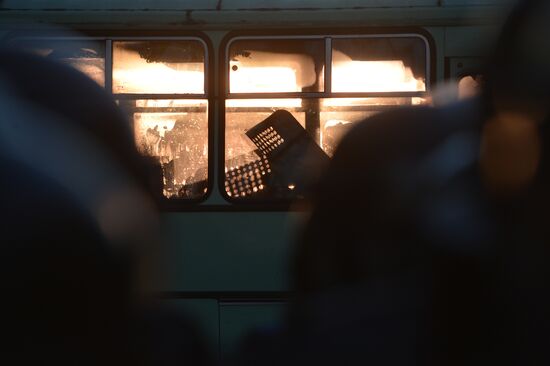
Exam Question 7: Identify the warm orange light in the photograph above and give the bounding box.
[230,66,299,93]
[226,98,302,108]
[113,48,204,94]
[332,51,425,93]
[229,51,317,93]
[227,50,318,107]
[228,61,303,107]
[322,97,427,108]
[135,99,208,108]
[227,54,425,108]
[332,61,423,92]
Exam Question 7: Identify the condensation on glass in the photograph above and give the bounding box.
[128,100,208,198]
[112,41,205,94]
[225,36,428,201]
[19,40,105,86]
[113,40,208,200]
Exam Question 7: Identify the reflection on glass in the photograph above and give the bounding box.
[122,100,208,199]
[332,38,427,92]
[229,39,325,93]
[19,40,105,86]
[113,41,205,94]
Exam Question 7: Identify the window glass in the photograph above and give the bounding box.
[332,37,427,92]
[228,39,325,93]
[113,40,205,94]
[226,99,306,166]
[224,36,429,202]
[320,97,425,156]
[225,99,328,200]
[114,39,209,201]
[19,40,105,86]
[119,99,208,199]
[224,96,427,200]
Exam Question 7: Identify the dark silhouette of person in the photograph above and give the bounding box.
[0,46,212,366]
[234,0,550,365]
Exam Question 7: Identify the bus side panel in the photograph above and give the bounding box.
[157,212,305,292]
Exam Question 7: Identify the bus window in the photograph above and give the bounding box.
[331,37,427,92]
[320,97,425,156]
[228,39,325,93]
[112,41,205,94]
[224,35,429,202]
[113,40,209,200]
[19,40,105,86]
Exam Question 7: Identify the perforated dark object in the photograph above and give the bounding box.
[180,110,329,200]
[224,155,271,198]
[246,110,306,160]
[245,110,330,199]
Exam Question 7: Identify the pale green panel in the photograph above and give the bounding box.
[448,57,486,78]
[190,7,502,29]
[219,303,287,359]
[442,0,515,5]
[157,212,305,291]
[445,26,501,57]
[221,0,438,9]
[424,26,446,82]
[160,299,220,357]
[1,0,218,10]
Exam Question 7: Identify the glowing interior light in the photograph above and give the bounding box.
[332,51,425,93]
[231,65,299,93]
[113,47,204,94]
[228,62,303,107]
[227,98,302,108]
[322,96,428,107]
[412,97,427,105]
[228,49,318,108]
[135,99,208,108]
[114,66,203,94]
[229,50,317,92]
[324,119,352,129]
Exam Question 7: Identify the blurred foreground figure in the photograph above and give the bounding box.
[235,0,550,365]
[0,47,211,365]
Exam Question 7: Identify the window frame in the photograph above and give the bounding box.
[219,29,435,207]
[10,32,215,209]
[110,36,212,206]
